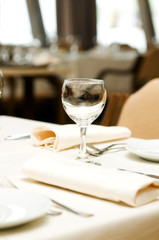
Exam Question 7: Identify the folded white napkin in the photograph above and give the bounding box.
[22,153,159,207]
[31,124,131,151]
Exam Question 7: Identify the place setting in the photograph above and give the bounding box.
[0,78,132,230]
[2,78,159,235]
[7,79,159,207]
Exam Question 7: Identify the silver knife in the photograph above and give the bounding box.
[4,133,30,140]
[117,168,159,179]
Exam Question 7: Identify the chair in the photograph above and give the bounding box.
[100,92,129,126]
[134,48,159,89]
[96,47,159,92]
[101,78,159,139]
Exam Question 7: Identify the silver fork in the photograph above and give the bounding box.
[0,177,94,217]
[86,143,126,157]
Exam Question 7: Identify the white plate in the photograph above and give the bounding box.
[0,188,51,229]
[126,139,159,162]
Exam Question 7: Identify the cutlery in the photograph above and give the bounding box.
[0,177,94,217]
[49,198,93,217]
[4,133,30,140]
[116,168,159,179]
[86,143,126,156]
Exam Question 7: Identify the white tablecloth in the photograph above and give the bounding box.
[1,116,159,240]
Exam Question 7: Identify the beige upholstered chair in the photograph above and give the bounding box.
[101,78,159,139]
[117,78,159,138]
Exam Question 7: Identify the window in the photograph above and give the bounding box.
[149,0,159,43]
[39,0,57,41]
[96,0,146,52]
[0,0,32,45]
[0,0,57,46]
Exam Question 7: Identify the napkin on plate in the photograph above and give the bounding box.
[22,153,159,207]
[31,124,131,151]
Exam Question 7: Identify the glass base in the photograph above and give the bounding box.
[76,152,88,160]
[75,155,101,166]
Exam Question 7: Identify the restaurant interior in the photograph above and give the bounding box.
[1,0,159,125]
[2,1,159,239]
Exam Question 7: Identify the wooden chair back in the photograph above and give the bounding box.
[100,92,129,126]
[135,48,159,89]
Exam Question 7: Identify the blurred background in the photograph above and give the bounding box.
[0,0,158,124]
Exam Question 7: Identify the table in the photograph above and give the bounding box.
[71,46,139,93]
[1,115,159,240]
[0,64,73,123]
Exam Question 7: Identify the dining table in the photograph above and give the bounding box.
[0,64,73,123]
[1,115,159,240]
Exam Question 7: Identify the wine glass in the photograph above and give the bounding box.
[61,78,106,161]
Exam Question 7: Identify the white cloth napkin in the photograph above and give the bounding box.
[22,153,159,207]
[31,124,131,151]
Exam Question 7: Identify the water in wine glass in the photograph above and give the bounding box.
[63,101,105,126]
[62,78,106,161]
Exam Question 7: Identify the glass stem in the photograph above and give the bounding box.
[79,126,87,159]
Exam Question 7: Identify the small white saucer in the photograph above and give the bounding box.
[126,139,159,162]
[0,188,51,229]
